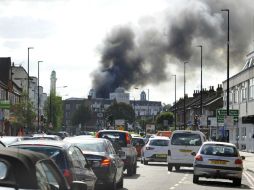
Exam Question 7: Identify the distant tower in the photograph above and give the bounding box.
[50,70,57,94]
[140,91,146,101]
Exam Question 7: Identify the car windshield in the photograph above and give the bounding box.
[74,141,106,152]
[11,146,68,170]
[98,132,127,147]
[149,139,169,146]
[201,144,238,157]
[171,133,202,146]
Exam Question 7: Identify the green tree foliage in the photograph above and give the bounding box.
[155,112,174,130]
[105,101,135,125]
[10,93,36,131]
[44,94,63,132]
[71,102,91,126]
[162,103,172,112]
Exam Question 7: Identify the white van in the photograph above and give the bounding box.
[167,130,206,171]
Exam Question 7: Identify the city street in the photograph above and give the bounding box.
[122,161,254,190]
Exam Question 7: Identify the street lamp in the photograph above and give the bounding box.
[37,61,43,132]
[221,9,230,142]
[27,47,34,99]
[172,75,177,130]
[183,61,188,130]
[197,45,203,116]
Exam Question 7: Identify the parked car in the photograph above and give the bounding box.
[193,141,245,186]
[64,136,124,190]
[9,140,97,190]
[132,137,146,157]
[167,130,206,171]
[141,136,170,165]
[96,130,138,176]
[0,147,87,190]
[0,136,25,146]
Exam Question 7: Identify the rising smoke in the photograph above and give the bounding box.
[92,0,254,98]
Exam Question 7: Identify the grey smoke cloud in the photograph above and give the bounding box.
[92,0,254,98]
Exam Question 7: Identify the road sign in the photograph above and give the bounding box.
[216,109,239,123]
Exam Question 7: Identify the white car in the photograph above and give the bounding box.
[193,141,245,186]
[141,136,170,165]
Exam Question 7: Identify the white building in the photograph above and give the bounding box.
[223,51,254,151]
[109,87,130,104]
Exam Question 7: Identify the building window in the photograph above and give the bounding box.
[233,89,238,103]
[249,78,254,100]
[65,103,70,110]
[241,82,247,102]
[229,91,233,104]
[76,104,80,109]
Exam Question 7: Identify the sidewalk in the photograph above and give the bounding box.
[240,151,254,173]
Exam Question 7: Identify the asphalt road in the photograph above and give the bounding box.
[120,161,254,190]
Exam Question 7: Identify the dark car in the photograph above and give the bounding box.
[0,147,87,190]
[96,130,138,176]
[10,140,97,190]
[132,137,145,157]
[64,136,124,190]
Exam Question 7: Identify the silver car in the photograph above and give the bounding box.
[193,141,245,186]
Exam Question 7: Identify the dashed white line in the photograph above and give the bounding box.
[169,187,175,190]
[243,171,254,188]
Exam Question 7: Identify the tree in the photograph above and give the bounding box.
[105,101,135,127]
[71,102,91,127]
[44,94,63,132]
[10,92,36,133]
[162,103,172,112]
[155,112,174,131]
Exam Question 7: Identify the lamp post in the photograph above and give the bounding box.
[27,47,33,131]
[37,61,43,132]
[183,61,188,130]
[197,45,203,116]
[172,75,177,130]
[221,9,230,142]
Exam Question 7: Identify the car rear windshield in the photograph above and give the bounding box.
[12,146,68,170]
[171,133,202,146]
[98,132,127,147]
[149,139,169,146]
[201,144,238,157]
[75,141,106,152]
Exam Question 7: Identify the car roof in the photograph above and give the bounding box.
[202,141,237,147]
[64,137,106,143]
[98,129,129,134]
[9,139,72,149]
[149,136,170,140]
[172,130,205,135]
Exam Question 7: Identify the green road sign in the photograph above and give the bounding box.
[0,100,10,109]
[216,109,239,123]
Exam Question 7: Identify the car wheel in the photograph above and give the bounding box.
[193,175,199,184]
[233,178,241,186]
[117,173,124,188]
[175,166,180,171]
[108,176,117,190]
[168,164,172,171]
[144,160,148,165]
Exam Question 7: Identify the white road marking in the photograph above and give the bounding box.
[168,171,171,174]
[243,171,254,188]
[174,184,179,187]
[169,187,175,189]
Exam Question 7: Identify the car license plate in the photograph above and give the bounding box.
[209,160,227,165]
[179,149,192,153]
[156,154,167,158]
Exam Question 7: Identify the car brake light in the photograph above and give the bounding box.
[146,147,154,150]
[126,133,131,144]
[235,159,242,165]
[101,158,111,167]
[63,169,73,185]
[195,155,203,161]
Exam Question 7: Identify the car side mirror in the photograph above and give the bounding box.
[191,152,196,156]
[70,181,87,190]
[241,156,245,160]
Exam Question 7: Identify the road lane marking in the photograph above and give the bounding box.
[168,171,171,174]
[169,187,175,189]
[243,171,254,188]
[174,184,179,187]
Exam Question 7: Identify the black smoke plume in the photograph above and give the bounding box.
[92,0,254,98]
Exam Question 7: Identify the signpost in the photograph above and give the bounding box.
[216,109,239,123]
